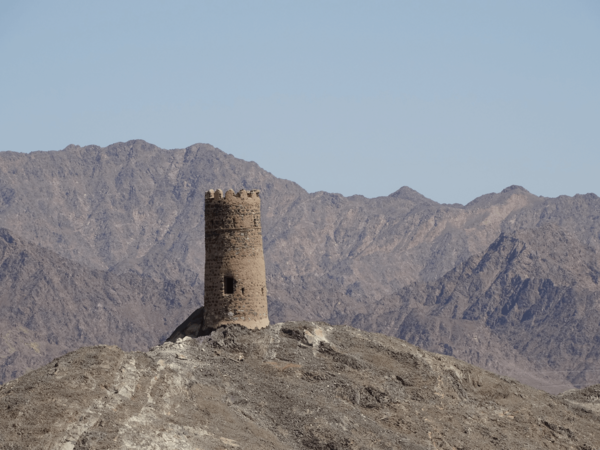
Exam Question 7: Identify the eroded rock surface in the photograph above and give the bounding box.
[349,225,600,393]
[0,228,201,384]
[1,323,599,449]
[2,142,600,328]
[2,141,600,393]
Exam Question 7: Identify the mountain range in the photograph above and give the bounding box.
[1,140,600,391]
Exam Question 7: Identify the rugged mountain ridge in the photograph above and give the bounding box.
[0,228,201,384]
[2,322,600,449]
[350,225,600,393]
[1,140,600,390]
[3,140,600,326]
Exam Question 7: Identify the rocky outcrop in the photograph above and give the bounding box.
[166,306,207,341]
[2,322,600,449]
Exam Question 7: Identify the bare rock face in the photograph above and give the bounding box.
[2,141,600,392]
[0,228,202,384]
[166,307,207,342]
[560,384,600,416]
[2,322,600,450]
[349,225,600,393]
[2,141,600,328]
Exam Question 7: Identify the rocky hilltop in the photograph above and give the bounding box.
[1,322,599,450]
[1,140,600,391]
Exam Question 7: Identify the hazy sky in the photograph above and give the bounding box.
[1,1,599,204]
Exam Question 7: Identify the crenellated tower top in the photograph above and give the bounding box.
[205,188,261,203]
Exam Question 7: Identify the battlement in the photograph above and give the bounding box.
[205,188,261,203]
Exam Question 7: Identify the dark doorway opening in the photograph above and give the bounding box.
[224,276,235,294]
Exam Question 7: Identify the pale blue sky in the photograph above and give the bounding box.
[1,1,599,204]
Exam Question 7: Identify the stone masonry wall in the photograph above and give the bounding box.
[203,188,269,330]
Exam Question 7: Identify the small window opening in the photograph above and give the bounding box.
[241,287,245,295]
[261,287,264,295]
[224,277,235,294]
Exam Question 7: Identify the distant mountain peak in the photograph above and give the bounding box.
[500,185,531,195]
[466,185,537,209]
[389,186,436,204]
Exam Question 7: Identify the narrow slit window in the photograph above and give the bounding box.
[241,287,245,295]
[224,276,235,294]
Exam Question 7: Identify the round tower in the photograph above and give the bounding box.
[203,188,269,330]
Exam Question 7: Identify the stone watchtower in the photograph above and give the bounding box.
[203,188,269,330]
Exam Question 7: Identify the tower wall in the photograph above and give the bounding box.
[203,188,269,330]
